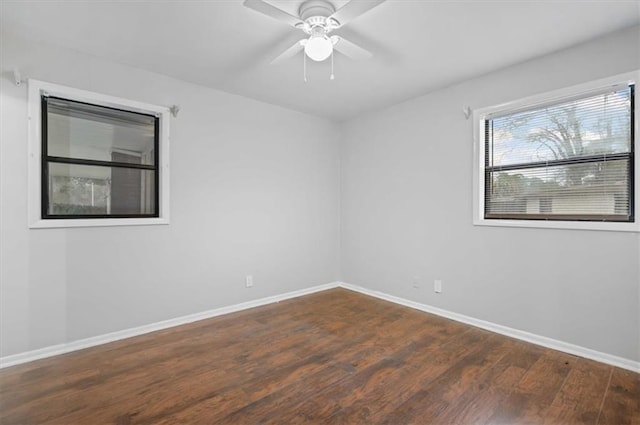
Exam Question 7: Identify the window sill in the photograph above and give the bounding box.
[473,217,639,232]
[29,217,169,229]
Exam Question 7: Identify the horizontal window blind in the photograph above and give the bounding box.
[42,96,160,219]
[484,85,634,222]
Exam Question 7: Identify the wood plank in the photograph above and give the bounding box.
[222,326,480,424]
[543,357,611,425]
[150,305,468,424]
[598,367,640,425]
[374,334,510,424]
[485,350,576,424]
[442,340,545,424]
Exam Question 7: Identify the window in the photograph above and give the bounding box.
[42,97,159,218]
[473,72,639,232]
[29,80,170,228]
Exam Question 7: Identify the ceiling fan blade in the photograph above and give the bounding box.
[271,39,306,64]
[329,0,386,27]
[331,36,372,60]
[243,0,303,27]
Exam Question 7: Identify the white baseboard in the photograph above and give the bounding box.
[338,282,640,373]
[0,282,340,369]
[2,280,638,373]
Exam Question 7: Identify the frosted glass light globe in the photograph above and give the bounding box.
[304,34,333,62]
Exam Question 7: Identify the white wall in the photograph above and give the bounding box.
[2,26,639,365]
[341,25,640,362]
[0,34,341,357]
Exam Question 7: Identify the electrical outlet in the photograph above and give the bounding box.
[245,275,254,288]
[434,279,442,293]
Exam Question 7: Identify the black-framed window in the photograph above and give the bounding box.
[484,85,634,222]
[41,96,160,219]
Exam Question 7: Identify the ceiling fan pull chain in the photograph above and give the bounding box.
[303,51,308,82]
[330,49,335,80]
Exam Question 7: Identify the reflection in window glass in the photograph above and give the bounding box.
[46,98,156,165]
[488,88,631,167]
[42,96,159,219]
[48,163,156,216]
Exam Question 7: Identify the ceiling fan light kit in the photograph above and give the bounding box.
[244,0,385,80]
[305,30,333,62]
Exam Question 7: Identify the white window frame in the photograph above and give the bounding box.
[28,79,170,228]
[473,71,640,232]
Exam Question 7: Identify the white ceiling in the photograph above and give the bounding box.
[1,0,639,121]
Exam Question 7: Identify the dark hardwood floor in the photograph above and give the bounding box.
[0,288,638,424]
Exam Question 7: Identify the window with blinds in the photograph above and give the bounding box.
[484,84,634,222]
[42,96,159,219]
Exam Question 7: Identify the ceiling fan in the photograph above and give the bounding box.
[243,0,386,64]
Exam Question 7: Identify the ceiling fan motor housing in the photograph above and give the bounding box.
[298,0,339,32]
